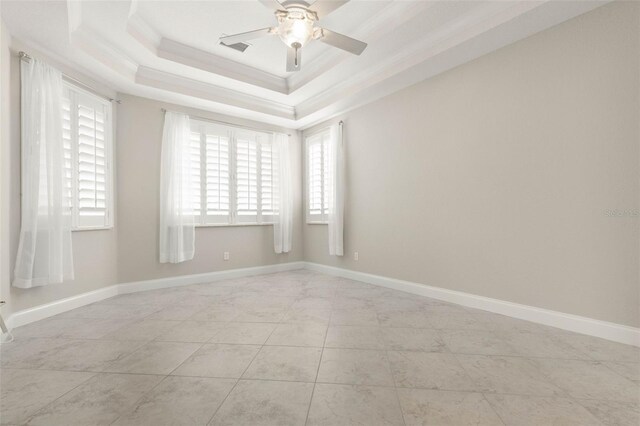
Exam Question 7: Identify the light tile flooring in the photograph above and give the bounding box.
[1,270,638,425]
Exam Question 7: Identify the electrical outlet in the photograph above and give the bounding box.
[223,251,230,261]
[354,251,359,261]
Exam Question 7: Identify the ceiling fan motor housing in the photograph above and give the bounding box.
[276,8,317,47]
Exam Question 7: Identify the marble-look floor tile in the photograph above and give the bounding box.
[209,322,276,345]
[32,339,145,372]
[1,338,76,369]
[397,388,504,426]
[535,358,639,402]
[145,304,205,321]
[189,308,240,322]
[157,321,226,343]
[210,379,314,426]
[484,394,602,426]
[265,323,327,347]
[103,319,179,341]
[0,368,94,425]
[455,355,564,397]
[12,317,132,340]
[423,312,487,330]
[440,329,519,356]
[57,303,160,320]
[330,309,380,326]
[281,308,332,324]
[242,345,322,382]
[234,308,287,323]
[474,313,551,334]
[377,311,432,328]
[11,318,94,339]
[381,327,446,352]
[102,341,201,375]
[552,331,640,363]
[577,399,640,426]
[307,383,404,426]
[171,343,260,378]
[498,331,591,360]
[112,376,235,426]
[25,373,163,426]
[325,326,386,350]
[388,351,478,391]
[604,361,640,382]
[317,348,394,386]
[290,297,334,310]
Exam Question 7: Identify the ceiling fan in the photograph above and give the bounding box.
[219,0,367,72]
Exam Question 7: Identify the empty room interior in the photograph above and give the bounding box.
[0,0,638,425]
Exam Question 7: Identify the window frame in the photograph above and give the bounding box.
[189,119,281,227]
[305,127,331,225]
[62,82,114,232]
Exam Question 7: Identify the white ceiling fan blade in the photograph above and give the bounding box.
[317,28,367,55]
[259,0,284,12]
[220,28,275,45]
[309,0,349,19]
[286,45,302,72]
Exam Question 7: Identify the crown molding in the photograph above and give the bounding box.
[157,38,289,94]
[135,66,296,120]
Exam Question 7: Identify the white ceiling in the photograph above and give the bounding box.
[1,0,609,129]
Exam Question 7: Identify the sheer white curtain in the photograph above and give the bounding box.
[13,58,74,288]
[273,133,292,253]
[328,122,344,256]
[159,111,195,263]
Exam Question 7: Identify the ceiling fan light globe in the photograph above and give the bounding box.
[277,9,314,47]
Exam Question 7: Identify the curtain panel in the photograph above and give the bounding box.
[159,111,196,263]
[13,58,74,288]
[273,133,293,253]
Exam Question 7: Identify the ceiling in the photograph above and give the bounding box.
[1,0,608,129]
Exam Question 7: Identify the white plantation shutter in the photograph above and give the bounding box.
[185,118,285,226]
[205,131,230,223]
[307,129,330,222]
[260,136,279,221]
[188,130,202,218]
[61,83,113,230]
[62,96,73,210]
[235,133,258,222]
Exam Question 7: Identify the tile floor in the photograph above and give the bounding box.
[0,270,638,425]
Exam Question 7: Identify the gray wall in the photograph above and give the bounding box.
[115,94,303,283]
[303,1,640,328]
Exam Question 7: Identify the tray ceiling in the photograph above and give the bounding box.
[1,0,608,129]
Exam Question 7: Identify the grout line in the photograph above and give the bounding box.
[18,371,100,424]
[304,283,336,426]
[204,313,282,425]
[479,392,508,426]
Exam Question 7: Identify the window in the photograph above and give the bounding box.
[188,120,280,226]
[62,83,113,230]
[306,128,331,223]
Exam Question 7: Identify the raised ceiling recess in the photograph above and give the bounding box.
[1,0,608,129]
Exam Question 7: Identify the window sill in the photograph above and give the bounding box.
[196,223,275,228]
[72,225,114,232]
[306,221,328,225]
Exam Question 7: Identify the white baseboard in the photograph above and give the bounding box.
[5,260,638,347]
[304,262,640,347]
[5,286,119,329]
[5,262,305,329]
